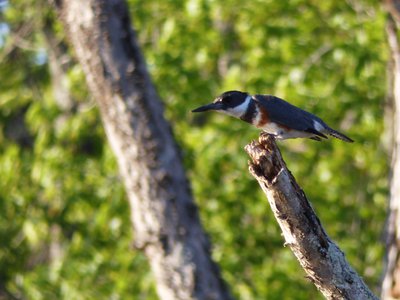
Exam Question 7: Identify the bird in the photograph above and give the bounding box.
[192,90,353,142]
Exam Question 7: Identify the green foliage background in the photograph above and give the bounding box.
[0,0,388,299]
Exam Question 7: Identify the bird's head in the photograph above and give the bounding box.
[192,90,251,118]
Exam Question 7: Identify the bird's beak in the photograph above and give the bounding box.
[192,102,223,113]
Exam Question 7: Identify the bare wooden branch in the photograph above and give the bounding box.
[381,8,400,299]
[52,1,232,299]
[245,134,378,300]
[384,0,400,25]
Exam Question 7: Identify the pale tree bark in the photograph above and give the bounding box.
[245,135,378,300]
[43,16,74,112]
[52,1,232,299]
[382,1,400,298]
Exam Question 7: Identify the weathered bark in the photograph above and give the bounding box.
[245,134,378,300]
[382,1,400,298]
[52,1,232,299]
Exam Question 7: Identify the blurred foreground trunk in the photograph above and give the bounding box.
[382,1,400,298]
[52,1,232,299]
[245,135,378,300]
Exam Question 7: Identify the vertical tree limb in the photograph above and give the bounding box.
[52,1,232,299]
[245,135,378,300]
[382,1,400,297]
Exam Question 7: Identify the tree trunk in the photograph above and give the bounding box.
[52,1,232,299]
[245,135,378,300]
[382,1,400,298]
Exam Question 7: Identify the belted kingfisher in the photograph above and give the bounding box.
[192,90,353,142]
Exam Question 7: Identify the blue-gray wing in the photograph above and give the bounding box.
[253,94,327,136]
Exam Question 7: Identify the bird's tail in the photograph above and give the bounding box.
[325,127,354,143]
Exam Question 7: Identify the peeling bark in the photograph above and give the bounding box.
[52,1,232,299]
[245,134,377,300]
